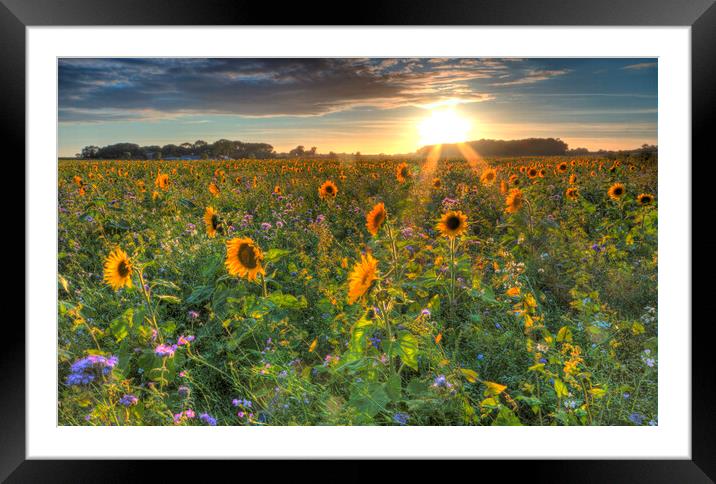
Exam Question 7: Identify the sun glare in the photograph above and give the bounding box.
[418,108,471,147]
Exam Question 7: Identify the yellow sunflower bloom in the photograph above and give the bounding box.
[318,180,338,199]
[480,168,497,185]
[154,173,170,190]
[505,188,524,214]
[637,193,655,206]
[103,248,133,291]
[209,182,221,196]
[203,206,222,238]
[608,182,626,201]
[436,210,468,238]
[396,162,411,183]
[225,237,265,281]
[347,253,379,304]
[366,202,387,236]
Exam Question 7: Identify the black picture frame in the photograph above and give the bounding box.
[4,0,712,481]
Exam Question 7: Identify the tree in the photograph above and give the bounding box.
[289,145,306,157]
[80,145,100,159]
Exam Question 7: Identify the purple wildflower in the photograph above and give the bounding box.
[200,412,217,426]
[177,335,195,346]
[119,394,138,407]
[155,343,177,357]
[65,354,118,386]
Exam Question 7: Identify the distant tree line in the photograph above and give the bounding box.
[75,138,656,161]
[418,138,570,158]
[77,139,276,160]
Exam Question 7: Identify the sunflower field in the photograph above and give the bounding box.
[58,155,658,426]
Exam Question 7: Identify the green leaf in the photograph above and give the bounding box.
[266,292,307,310]
[186,285,214,305]
[386,374,402,401]
[178,198,197,209]
[407,379,429,396]
[590,387,607,398]
[586,325,609,343]
[110,308,134,343]
[396,332,419,370]
[556,326,573,342]
[152,279,181,291]
[493,407,522,426]
[264,248,291,263]
[346,316,373,360]
[156,294,182,305]
[349,382,389,418]
[554,379,569,398]
[460,368,479,383]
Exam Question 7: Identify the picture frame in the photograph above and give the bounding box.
[4,0,711,480]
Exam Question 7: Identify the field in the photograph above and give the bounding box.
[58,155,657,426]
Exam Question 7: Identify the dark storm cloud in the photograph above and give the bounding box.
[58,58,528,123]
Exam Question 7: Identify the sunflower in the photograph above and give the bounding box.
[637,193,655,206]
[347,253,379,304]
[225,237,265,282]
[509,174,521,187]
[556,162,568,173]
[608,182,626,201]
[436,211,468,238]
[527,167,539,179]
[480,168,497,185]
[505,188,524,214]
[432,178,442,189]
[318,180,338,200]
[565,187,579,201]
[569,174,577,184]
[366,202,387,236]
[203,206,222,238]
[209,182,221,196]
[103,248,133,291]
[396,162,411,183]
[155,173,170,190]
[274,185,282,195]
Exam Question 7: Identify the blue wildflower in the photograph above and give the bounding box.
[629,412,645,425]
[200,412,217,426]
[119,394,138,406]
[393,412,409,425]
[66,354,118,386]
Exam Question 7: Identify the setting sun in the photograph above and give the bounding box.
[418,108,472,147]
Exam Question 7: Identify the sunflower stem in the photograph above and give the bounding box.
[260,272,269,298]
[380,300,397,377]
[137,268,161,340]
[385,222,400,277]
[448,236,457,312]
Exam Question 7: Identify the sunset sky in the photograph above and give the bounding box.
[58,58,657,157]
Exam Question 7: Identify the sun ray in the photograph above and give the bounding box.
[456,142,487,174]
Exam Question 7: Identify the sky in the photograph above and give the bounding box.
[58,58,657,157]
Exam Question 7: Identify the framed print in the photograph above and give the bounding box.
[4,0,713,480]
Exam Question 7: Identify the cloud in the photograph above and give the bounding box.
[491,69,570,86]
[58,58,555,123]
[622,62,657,70]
